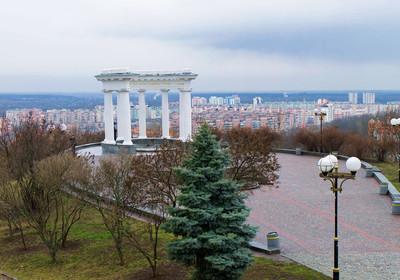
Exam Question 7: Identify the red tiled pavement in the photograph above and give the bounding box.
[246,153,400,278]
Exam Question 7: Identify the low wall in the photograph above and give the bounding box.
[75,138,180,155]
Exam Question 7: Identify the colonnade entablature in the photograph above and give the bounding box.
[95,68,198,146]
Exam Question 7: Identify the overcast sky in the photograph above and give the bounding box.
[1,0,400,92]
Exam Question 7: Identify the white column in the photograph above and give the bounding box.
[103,90,115,144]
[179,90,186,140]
[184,89,192,140]
[161,89,170,138]
[138,89,147,138]
[116,92,124,142]
[118,90,132,145]
[179,89,192,140]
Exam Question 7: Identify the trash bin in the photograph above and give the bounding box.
[267,232,280,250]
[295,148,302,155]
[392,201,400,215]
[379,182,388,195]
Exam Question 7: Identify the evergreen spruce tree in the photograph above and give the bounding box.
[163,124,256,280]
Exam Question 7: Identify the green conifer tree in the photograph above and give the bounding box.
[163,124,256,280]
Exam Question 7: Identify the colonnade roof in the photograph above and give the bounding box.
[95,69,198,80]
[95,68,198,92]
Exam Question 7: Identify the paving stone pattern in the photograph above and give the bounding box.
[246,153,400,280]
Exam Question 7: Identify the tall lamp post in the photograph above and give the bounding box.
[314,109,327,153]
[390,118,400,182]
[317,155,361,280]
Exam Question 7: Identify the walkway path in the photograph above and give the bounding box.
[246,153,400,280]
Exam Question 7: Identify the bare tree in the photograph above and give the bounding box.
[131,140,187,207]
[91,151,176,275]
[90,155,136,265]
[0,120,70,181]
[126,156,171,277]
[13,153,90,262]
[0,154,13,237]
[0,182,27,250]
[0,152,27,248]
[124,194,167,278]
[339,133,371,159]
[293,128,320,152]
[219,127,280,189]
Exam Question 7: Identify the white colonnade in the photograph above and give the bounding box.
[95,69,197,144]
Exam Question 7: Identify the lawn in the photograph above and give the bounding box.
[0,207,329,280]
[374,161,400,191]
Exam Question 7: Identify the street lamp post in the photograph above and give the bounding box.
[390,118,400,183]
[314,109,327,153]
[318,155,361,280]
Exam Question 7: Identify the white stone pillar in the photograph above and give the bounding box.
[184,89,192,140]
[161,89,170,138]
[179,89,192,140]
[103,90,115,144]
[116,92,124,142]
[118,90,133,145]
[179,90,186,140]
[138,89,147,138]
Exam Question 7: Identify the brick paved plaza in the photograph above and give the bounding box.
[246,153,400,280]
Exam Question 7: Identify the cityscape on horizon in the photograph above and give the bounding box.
[2,91,399,136]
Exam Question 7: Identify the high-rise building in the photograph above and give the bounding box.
[192,96,207,106]
[232,95,241,105]
[252,97,263,108]
[209,96,224,105]
[224,95,241,106]
[363,92,375,104]
[348,92,358,104]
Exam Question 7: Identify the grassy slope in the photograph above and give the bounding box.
[375,162,400,191]
[0,207,329,280]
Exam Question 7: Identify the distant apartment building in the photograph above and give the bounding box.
[363,92,375,104]
[209,96,224,105]
[252,97,263,108]
[192,96,207,106]
[224,95,240,105]
[6,108,45,125]
[194,95,240,106]
[348,92,358,104]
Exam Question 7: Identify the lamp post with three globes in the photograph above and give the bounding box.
[318,154,361,280]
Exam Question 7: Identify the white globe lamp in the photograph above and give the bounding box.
[326,154,338,166]
[319,156,334,175]
[346,157,361,175]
